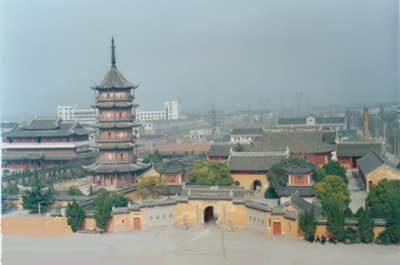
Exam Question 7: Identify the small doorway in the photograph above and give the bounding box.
[252,180,262,192]
[133,217,141,230]
[204,206,216,224]
[273,222,281,235]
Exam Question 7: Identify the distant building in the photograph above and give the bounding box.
[136,100,182,121]
[2,118,95,171]
[188,128,213,143]
[230,128,263,143]
[57,105,97,125]
[164,100,181,120]
[277,114,346,130]
[136,110,166,121]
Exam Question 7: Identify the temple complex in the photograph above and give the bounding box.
[85,38,149,188]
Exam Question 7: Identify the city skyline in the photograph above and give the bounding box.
[1,0,399,120]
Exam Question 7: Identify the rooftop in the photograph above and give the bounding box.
[357,150,398,176]
[336,141,382,157]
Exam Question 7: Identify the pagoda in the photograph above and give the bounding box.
[85,38,149,188]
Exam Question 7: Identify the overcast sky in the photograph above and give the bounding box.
[0,0,399,120]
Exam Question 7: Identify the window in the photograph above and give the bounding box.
[108,132,111,138]
[120,153,124,160]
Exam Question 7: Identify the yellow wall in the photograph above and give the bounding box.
[366,165,400,191]
[231,173,269,193]
[83,217,96,230]
[2,216,72,236]
[176,200,248,228]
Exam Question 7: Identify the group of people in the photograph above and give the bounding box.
[314,234,337,244]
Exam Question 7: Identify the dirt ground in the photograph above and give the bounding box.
[2,225,400,265]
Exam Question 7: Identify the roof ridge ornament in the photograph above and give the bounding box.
[111,37,116,67]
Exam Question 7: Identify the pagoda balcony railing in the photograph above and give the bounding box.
[96,95,134,101]
[98,116,134,122]
[96,137,135,143]
[1,141,91,149]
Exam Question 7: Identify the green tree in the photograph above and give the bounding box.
[68,186,83,196]
[137,175,163,199]
[367,180,400,244]
[312,167,326,183]
[94,189,113,230]
[322,161,347,183]
[357,207,374,243]
[109,192,129,207]
[22,174,53,213]
[142,150,163,164]
[66,200,85,232]
[187,161,233,186]
[234,143,244,152]
[3,183,19,195]
[315,175,350,206]
[324,198,345,241]
[264,187,279,199]
[299,209,317,242]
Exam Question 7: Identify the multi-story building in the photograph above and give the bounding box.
[136,110,166,121]
[85,38,150,189]
[277,114,346,131]
[1,118,95,172]
[57,105,97,125]
[164,100,180,120]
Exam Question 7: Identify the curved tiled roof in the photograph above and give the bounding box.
[84,161,150,174]
[95,66,136,90]
[336,142,382,157]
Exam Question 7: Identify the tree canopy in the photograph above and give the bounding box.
[299,209,317,242]
[142,150,163,164]
[137,175,163,199]
[315,175,350,207]
[322,161,347,183]
[66,200,85,232]
[22,174,54,213]
[68,186,83,196]
[187,161,233,186]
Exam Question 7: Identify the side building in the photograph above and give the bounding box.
[2,118,94,172]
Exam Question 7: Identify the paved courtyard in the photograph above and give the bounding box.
[2,225,399,265]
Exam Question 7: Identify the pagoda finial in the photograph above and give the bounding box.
[111,37,116,67]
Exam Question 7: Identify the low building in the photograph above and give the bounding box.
[136,110,166,121]
[336,141,382,169]
[207,143,234,161]
[357,151,400,191]
[144,155,205,185]
[230,128,263,143]
[2,118,95,171]
[227,150,288,193]
[153,142,210,157]
[57,105,97,125]
[188,128,213,143]
[277,115,346,130]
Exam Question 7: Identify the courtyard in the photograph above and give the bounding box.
[2,225,399,265]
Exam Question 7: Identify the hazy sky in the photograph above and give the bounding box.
[1,0,399,119]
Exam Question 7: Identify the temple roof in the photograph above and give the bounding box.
[231,128,263,136]
[154,155,205,175]
[5,118,90,138]
[208,143,234,157]
[227,151,287,172]
[93,38,137,90]
[357,150,398,176]
[248,130,334,154]
[2,151,95,161]
[336,141,382,157]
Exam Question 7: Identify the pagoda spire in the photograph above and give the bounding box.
[111,37,116,67]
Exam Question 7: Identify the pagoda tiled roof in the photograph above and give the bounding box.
[94,66,136,90]
[94,122,137,129]
[93,102,137,109]
[5,118,90,138]
[84,161,150,174]
[94,142,139,150]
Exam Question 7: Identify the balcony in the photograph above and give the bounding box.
[96,95,134,102]
[1,141,91,150]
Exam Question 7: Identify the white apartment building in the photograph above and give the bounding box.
[164,100,180,120]
[136,101,182,121]
[57,105,97,125]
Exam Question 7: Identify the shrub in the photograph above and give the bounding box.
[343,226,360,244]
[357,208,374,243]
[3,183,19,195]
[68,186,83,196]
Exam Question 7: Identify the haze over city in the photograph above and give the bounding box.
[1,0,399,120]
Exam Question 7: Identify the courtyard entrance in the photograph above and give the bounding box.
[204,206,216,224]
[252,180,262,192]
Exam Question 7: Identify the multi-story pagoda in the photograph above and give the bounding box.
[85,38,149,188]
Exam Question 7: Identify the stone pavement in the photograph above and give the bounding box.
[347,170,367,212]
